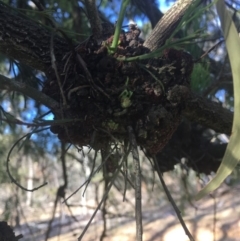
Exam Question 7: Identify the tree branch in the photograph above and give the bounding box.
[131,0,163,28]
[184,92,233,135]
[0,1,70,72]
[143,0,195,51]
[84,0,102,39]
[0,74,60,114]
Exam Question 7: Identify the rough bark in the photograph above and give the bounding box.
[184,92,233,135]
[143,0,195,51]
[0,2,70,73]
[0,0,233,138]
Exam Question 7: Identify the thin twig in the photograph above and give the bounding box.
[63,146,117,203]
[45,189,61,241]
[0,117,82,127]
[113,182,135,208]
[82,150,97,197]
[6,128,49,192]
[153,156,195,241]
[100,144,110,241]
[210,194,217,241]
[128,126,143,241]
[50,33,68,107]
[120,169,135,189]
[122,155,129,201]
[195,40,224,63]
[75,53,110,99]
[78,146,131,241]
[142,149,156,191]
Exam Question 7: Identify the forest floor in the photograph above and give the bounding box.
[13,183,240,241]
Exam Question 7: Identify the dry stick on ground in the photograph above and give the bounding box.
[153,156,195,241]
[128,126,143,241]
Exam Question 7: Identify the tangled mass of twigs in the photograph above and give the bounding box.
[43,24,193,155]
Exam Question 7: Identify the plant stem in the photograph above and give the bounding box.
[110,0,130,53]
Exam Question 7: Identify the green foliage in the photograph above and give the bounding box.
[191,62,211,93]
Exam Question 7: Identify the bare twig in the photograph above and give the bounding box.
[63,146,117,203]
[195,40,224,63]
[60,142,68,189]
[210,194,217,241]
[6,129,48,192]
[122,156,129,201]
[0,116,82,128]
[113,182,135,208]
[45,142,68,241]
[44,187,62,241]
[44,196,58,241]
[75,53,110,99]
[100,144,110,241]
[120,169,135,189]
[77,147,131,241]
[128,126,143,241]
[82,150,98,196]
[50,33,68,107]
[153,156,195,241]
